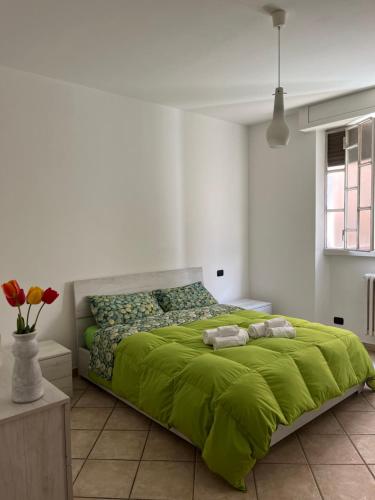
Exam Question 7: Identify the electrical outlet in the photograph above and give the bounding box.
[334,316,344,325]
[217,270,224,277]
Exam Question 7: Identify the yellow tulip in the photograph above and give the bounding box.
[26,286,44,305]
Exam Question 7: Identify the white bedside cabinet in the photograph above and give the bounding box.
[229,298,272,314]
[38,340,73,397]
[0,352,73,500]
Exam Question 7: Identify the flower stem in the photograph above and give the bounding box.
[26,304,31,329]
[31,303,45,331]
[16,305,25,333]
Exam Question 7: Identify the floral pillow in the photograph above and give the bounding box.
[88,291,164,329]
[153,281,217,312]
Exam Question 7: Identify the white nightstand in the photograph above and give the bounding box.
[0,351,73,499]
[38,340,73,397]
[229,298,272,314]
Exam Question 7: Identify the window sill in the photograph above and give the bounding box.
[324,249,375,257]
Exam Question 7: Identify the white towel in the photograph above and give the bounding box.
[203,325,240,345]
[266,326,296,338]
[264,317,291,329]
[203,328,219,345]
[212,329,249,350]
[248,322,267,338]
[217,325,240,336]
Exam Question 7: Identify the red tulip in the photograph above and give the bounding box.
[2,281,26,307]
[2,280,21,299]
[42,287,59,304]
[6,296,18,306]
[17,288,26,305]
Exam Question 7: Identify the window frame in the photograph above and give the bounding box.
[324,118,375,253]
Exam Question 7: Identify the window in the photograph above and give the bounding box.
[325,119,374,251]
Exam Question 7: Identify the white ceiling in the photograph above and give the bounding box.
[1,0,375,124]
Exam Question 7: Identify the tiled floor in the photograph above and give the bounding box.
[71,367,375,500]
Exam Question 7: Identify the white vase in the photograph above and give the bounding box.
[12,331,44,403]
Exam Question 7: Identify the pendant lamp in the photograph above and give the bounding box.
[266,9,290,148]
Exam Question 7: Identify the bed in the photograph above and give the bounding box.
[73,267,375,491]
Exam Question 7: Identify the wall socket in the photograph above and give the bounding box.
[217,270,224,277]
[334,316,344,326]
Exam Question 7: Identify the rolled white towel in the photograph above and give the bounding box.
[203,325,240,345]
[239,327,249,341]
[203,328,219,345]
[264,317,291,329]
[266,326,296,338]
[217,325,240,335]
[248,322,267,338]
[213,329,249,350]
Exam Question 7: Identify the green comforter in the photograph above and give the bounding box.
[90,309,375,490]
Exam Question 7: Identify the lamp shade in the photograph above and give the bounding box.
[266,87,290,148]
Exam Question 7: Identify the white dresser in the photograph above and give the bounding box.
[38,340,73,397]
[229,298,272,314]
[0,351,73,500]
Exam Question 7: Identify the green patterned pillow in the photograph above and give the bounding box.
[88,291,164,328]
[153,281,217,312]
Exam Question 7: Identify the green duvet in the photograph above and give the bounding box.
[89,308,375,490]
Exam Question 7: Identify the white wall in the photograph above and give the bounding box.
[0,66,249,360]
[183,113,249,302]
[314,130,331,324]
[248,113,316,319]
[329,257,375,342]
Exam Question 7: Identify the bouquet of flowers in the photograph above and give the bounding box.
[1,280,59,333]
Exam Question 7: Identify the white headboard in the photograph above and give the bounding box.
[73,267,203,349]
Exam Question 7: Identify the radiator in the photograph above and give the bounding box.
[365,274,375,336]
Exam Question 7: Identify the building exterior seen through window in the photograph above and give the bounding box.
[325,118,374,251]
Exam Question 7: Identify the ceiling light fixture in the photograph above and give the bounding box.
[266,9,290,148]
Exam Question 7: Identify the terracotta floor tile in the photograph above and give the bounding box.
[150,420,167,429]
[312,464,375,500]
[71,429,100,459]
[75,387,116,408]
[259,435,306,464]
[143,427,195,461]
[335,393,374,412]
[70,390,84,407]
[89,430,148,460]
[105,406,151,430]
[72,459,85,482]
[194,462,257,500]
[351,435,375,464]
[131,460,194,499]
[298,411,344,435]
[74,459,138,499]
[254,463,321,500]
[363,389,375,409]
[335,411,375,434]
[300,434,363,464]
[71,407,112,430]
[73,376,90,391]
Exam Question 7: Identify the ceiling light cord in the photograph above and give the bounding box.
[266,9,289,148]
[278,26,281,88]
